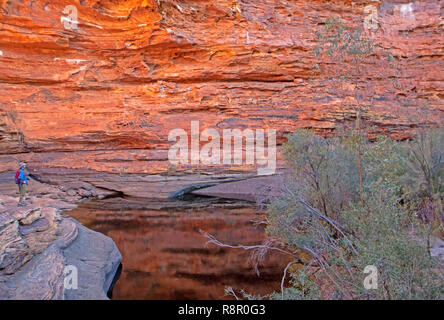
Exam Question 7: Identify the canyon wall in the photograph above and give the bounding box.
[0,0,442,178]
[1,1,441,299]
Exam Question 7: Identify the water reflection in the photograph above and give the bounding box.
[67,201,291,300]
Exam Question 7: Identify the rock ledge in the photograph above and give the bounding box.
[0,195,122,300]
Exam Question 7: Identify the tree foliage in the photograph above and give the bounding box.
[266,128,443,300]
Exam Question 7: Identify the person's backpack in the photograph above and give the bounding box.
[15,170,20,184]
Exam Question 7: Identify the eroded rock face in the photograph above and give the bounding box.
[0,0,442,176]
[0,195,122,300]
[0,1,442,299]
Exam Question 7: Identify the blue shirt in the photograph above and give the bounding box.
[18,169,28,185]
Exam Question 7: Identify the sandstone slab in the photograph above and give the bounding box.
[0,195,121,300]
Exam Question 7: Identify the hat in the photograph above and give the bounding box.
[19,162,26,168]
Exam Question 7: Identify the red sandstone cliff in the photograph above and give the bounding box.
[0,0,443,300]
[0,0,442,176]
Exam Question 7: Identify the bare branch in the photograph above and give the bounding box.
[281,261,299,300]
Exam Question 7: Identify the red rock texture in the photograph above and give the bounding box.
[1,1,442,299]
[0,0,442,176]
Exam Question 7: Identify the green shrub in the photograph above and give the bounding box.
[266,128,443,300]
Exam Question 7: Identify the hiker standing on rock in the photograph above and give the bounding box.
[15,162,28,206]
